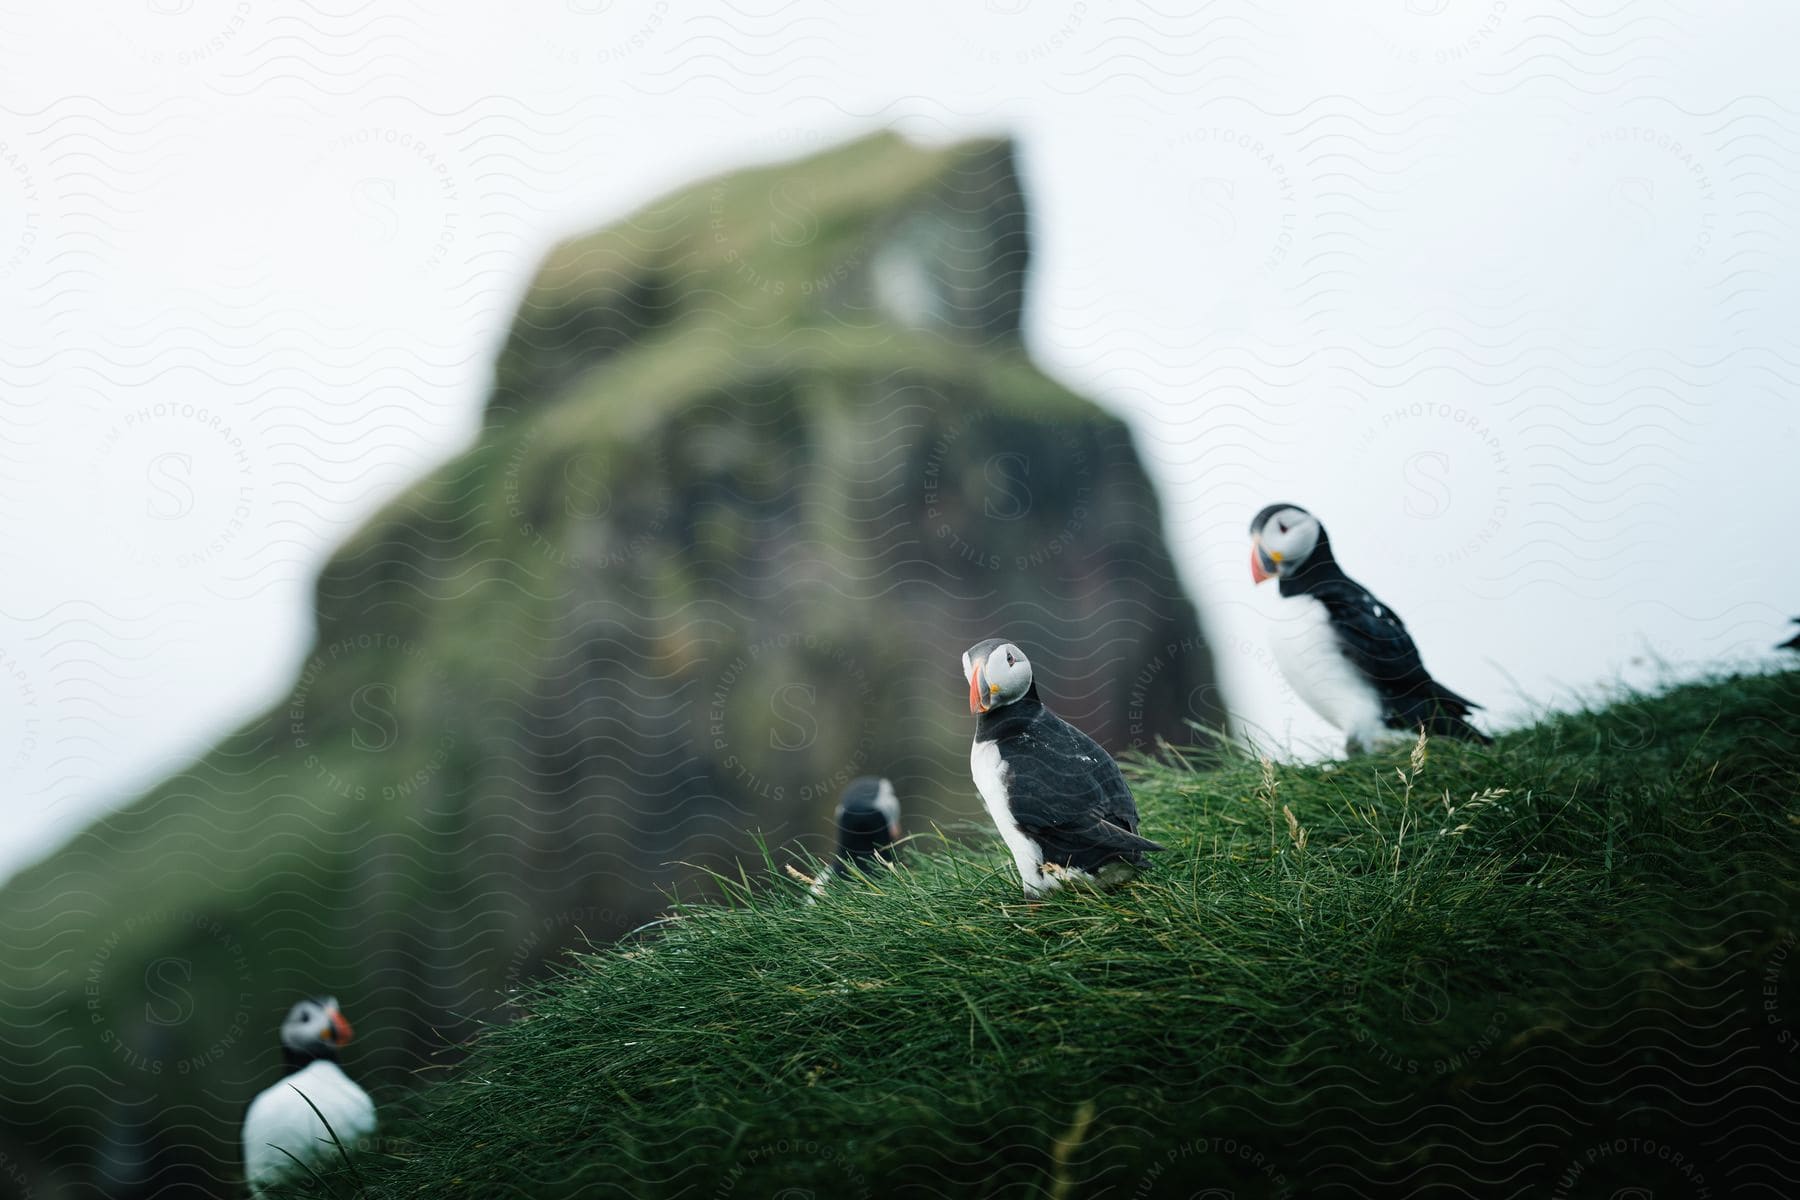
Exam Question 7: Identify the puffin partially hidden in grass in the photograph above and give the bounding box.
[242,996,375,1196]
[963,638,1164,897]
[1250,503,1491,754]
[808,776,903,896]
[831,775,901,875]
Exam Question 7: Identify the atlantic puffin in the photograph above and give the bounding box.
[832,775,901,873]
[808,776,903,896]
[242,996,376,1196]
[1250,503,1491,754]
[963,638,1164,896]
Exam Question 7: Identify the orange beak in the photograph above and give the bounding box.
[1251,542,1274,585]
[967,660,988,714]
[326,1007,354,1046]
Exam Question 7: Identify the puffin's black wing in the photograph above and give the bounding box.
[1002,710,1165,872]
[1310,578,1491,744]
[1780,618,1800,651]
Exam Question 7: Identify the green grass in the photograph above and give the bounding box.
[297,672,1800,1199]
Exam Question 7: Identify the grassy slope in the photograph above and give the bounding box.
[303,673,1800,1199]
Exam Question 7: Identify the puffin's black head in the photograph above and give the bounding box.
[962,639,1032,714]
[279,995,353,1064]
[1249,503,1324,584]
[834,775,901,866]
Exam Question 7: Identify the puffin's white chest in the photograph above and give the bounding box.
[243,1060,376,1194]
[1267,592,1385,749]
[970,738,1049,894]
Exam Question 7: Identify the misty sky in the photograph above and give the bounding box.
[3,1,1797,881]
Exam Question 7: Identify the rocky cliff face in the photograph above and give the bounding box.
[0,133,1217,1199]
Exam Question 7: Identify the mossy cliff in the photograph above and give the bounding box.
[0,133,1216,1199]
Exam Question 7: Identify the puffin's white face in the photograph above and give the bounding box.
[280,996,353,1055]
[834,776,902,842]
[1250,504,1322,583]
[963,639,1032,713]
[871,778,901,841]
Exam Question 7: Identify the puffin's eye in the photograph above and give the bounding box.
[1278,522,1289,534]
[1006,653,1015,666]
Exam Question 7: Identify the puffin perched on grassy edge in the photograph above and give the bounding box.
[1251,502,1490,754]
[242,996,375,1196]
[963,638,1163,896]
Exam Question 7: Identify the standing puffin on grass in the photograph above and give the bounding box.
[242,996,375,1196]
[808,776,903,897]
[1250,503,1491,755]
[962,638,1164,897]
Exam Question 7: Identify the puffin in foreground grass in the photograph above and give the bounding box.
[963,638,1164,897]
[1250,503,1491,754]
[243,996,375,1196]
[808,776,902,896]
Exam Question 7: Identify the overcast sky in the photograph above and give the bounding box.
[3,1,1796,881]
